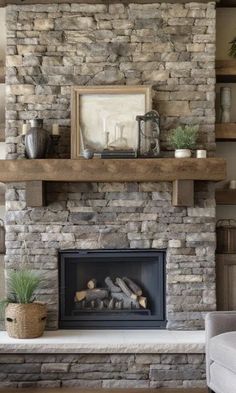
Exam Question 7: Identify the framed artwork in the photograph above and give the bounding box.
[71,85,151,159]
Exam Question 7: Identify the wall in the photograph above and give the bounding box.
[5,1,216,330]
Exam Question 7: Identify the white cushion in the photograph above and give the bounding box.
[210,331,236,374]
[210,362,236,393]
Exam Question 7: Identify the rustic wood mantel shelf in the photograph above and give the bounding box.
[0,158,226,183]
[0,158,226,208]
[0,0,220,7]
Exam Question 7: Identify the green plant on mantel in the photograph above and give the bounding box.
[0,269,41,315]
[229,37,236,58]
[169,125,198,150]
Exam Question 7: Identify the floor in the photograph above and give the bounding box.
[0,389,208,393]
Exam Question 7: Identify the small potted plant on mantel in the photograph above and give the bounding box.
[169,125,198,158]
[0,269,47,339]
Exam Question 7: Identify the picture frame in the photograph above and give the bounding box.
[71,85,152,159]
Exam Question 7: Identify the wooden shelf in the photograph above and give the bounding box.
[217,0,236,6]
[216,123,236,141]
[216,189,236,205]
[216,60,236,82]
[0,63,5,84]
[0,158,226,183]
[0,124,5,142]
[0,0,217,6]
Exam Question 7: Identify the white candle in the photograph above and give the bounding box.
[230,180,236,189]
[52,124,59,135]
[22,123,28,135]
[196,150,207,158]
[103,117,106,133]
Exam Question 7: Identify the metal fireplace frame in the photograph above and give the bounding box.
[59,249,166,329]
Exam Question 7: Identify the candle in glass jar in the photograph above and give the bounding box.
[22,123,28,135]
[52,124,59,135]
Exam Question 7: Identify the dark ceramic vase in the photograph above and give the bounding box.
[25,119,50,159]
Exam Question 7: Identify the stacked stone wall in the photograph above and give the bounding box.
[5,1,217,330]
[0,353,206,389]
[6,1,216,158]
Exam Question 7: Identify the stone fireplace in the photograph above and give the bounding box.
[5,0,216,332]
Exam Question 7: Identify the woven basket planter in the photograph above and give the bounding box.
[5,303,47,339]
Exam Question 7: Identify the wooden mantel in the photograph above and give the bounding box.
[0,0,221,6]
[0,158,226,208]
[0,158,226,183]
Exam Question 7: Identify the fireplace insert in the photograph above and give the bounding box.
[59,249,166,329]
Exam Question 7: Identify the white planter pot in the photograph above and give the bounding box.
[174,149,191,158]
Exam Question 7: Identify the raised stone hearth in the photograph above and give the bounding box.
[0,330,206,388]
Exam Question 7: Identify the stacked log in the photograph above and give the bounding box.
[75,276,148,311]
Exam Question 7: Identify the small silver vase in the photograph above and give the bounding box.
[220,87,231,123]
[25,119,50,159]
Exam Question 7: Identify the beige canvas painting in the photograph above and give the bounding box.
[71,86,151,159]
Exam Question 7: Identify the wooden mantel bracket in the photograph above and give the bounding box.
[172,180,194,207]
[26,181,46,207]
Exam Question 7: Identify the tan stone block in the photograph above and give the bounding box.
[112,20,133,29]
[71,3,107,13]
[158,101,190,116]
[34,18,54,30]
[186,43,205,52]
[143,70,169,82]
[169,5,188,18]
[168,239,185,248]
[17,45,46,55]
[166,62,193,70]
[170,91,206,101]
[6,84,35,95]
[187,9,206,18]
[142,42,172,53]
[206,8,216,19]
[109,4,125,14]
[193,34,215,43]
[168,275,203,284]
[6,55,22,67]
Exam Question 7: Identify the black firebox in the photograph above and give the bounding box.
[59,249,166,329]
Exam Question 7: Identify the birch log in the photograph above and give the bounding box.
[138,296,147,309]
[115,277,137,300]
[105,276,121,292]
[75,289,108,302]
[87,278,97,289]
[123,277,142,296]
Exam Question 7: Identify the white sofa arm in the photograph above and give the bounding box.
[205,311,236,386]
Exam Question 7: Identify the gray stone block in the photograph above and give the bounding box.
[41,363,69,373]
[102,379,150,388]
[0,355,24,363]
[62,380,102,388]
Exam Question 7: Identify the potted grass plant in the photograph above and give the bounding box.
[169,125,198,158]
[0,269,47,339]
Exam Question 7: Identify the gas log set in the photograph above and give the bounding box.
[74,277,148,311]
